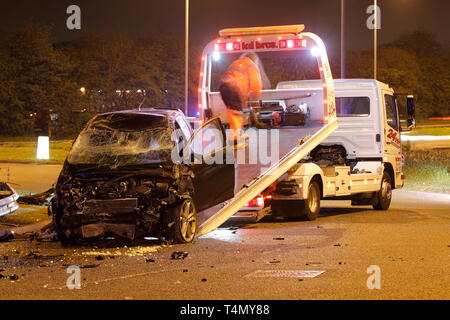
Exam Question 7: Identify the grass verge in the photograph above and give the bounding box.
[403,149,450,194]
[0,140,71,164]
[406,127,450,136]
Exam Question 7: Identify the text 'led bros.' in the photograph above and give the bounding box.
[216,39,308,52]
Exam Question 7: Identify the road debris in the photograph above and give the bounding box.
[23,223,59,243]
[266,259,281,264]
[79,264,100,269]
[273,237,285,241]
[334,243,349,247]
[9,274,19,281]
[17,188,54,205]
[305,262,323,266]
[146,258,155,263]
[0,273,19,281]
[171,251,188,260]
[0,230,14,242]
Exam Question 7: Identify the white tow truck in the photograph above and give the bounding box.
[269,79,416,221]
[193,25,415,237]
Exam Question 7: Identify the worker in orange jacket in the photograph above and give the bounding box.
[219,53,270,142]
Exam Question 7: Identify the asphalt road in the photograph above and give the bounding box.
[0,161,449,299]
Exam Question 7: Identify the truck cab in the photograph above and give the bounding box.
[270,79,415,221]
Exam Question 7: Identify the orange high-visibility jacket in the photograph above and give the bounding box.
[220,57,263,107]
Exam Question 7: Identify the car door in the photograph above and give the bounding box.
[185,118,235,212]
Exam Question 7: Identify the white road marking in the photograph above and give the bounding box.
[245,270,325,278]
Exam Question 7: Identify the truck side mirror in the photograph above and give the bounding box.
[406,95,416,130]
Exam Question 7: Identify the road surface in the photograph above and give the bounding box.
[0,128,449,300]
[0,166,448,299]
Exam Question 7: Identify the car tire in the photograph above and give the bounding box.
[52,203,73,246]
[298,180,321,221]
[373,172,393,211]
[164,198,197,244]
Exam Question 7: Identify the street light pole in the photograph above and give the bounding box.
[185,0,189,116]
[374,0,378,80]
[340,0,346,79]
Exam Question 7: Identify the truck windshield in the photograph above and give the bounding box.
[210,51,320,91]
[67,113,175,168]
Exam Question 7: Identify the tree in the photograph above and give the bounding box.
[346,31,450,119]
[0,24,85,137]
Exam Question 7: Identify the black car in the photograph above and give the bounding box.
[51,109,235,244]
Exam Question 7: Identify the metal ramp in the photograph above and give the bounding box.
[196,119,338,237]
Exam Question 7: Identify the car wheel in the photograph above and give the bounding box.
[165,198,197,243]
[298,180,321,221]
[54,222,73,246]
[373,172,393,211]
[52,206,73,246]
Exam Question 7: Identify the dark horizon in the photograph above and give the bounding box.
[1,0,449,52]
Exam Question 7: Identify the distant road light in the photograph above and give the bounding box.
[80,87,86,94]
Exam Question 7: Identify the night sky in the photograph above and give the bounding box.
[1,0,449,52]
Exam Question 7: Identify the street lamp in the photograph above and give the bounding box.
[374,0,378,80]
[340,0,346,79]
[185,0,189,116]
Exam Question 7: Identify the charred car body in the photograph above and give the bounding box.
[51,109,235,244]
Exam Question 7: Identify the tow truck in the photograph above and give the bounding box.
[194,24,416,238]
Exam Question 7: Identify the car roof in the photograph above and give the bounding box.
[98,108,185,122]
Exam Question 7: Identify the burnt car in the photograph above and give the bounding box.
[51,109,235,244]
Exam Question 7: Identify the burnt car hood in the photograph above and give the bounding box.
[52,161,195,242]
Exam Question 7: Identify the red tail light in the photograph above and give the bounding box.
[215,42,241,52]
[244,196,265,208]
[279,39,308,49]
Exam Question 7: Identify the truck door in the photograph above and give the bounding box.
[383,93,402,179]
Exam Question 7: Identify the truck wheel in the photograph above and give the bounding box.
[373,172,393,211]
[298,180,321,221]
[164,198,197,243]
